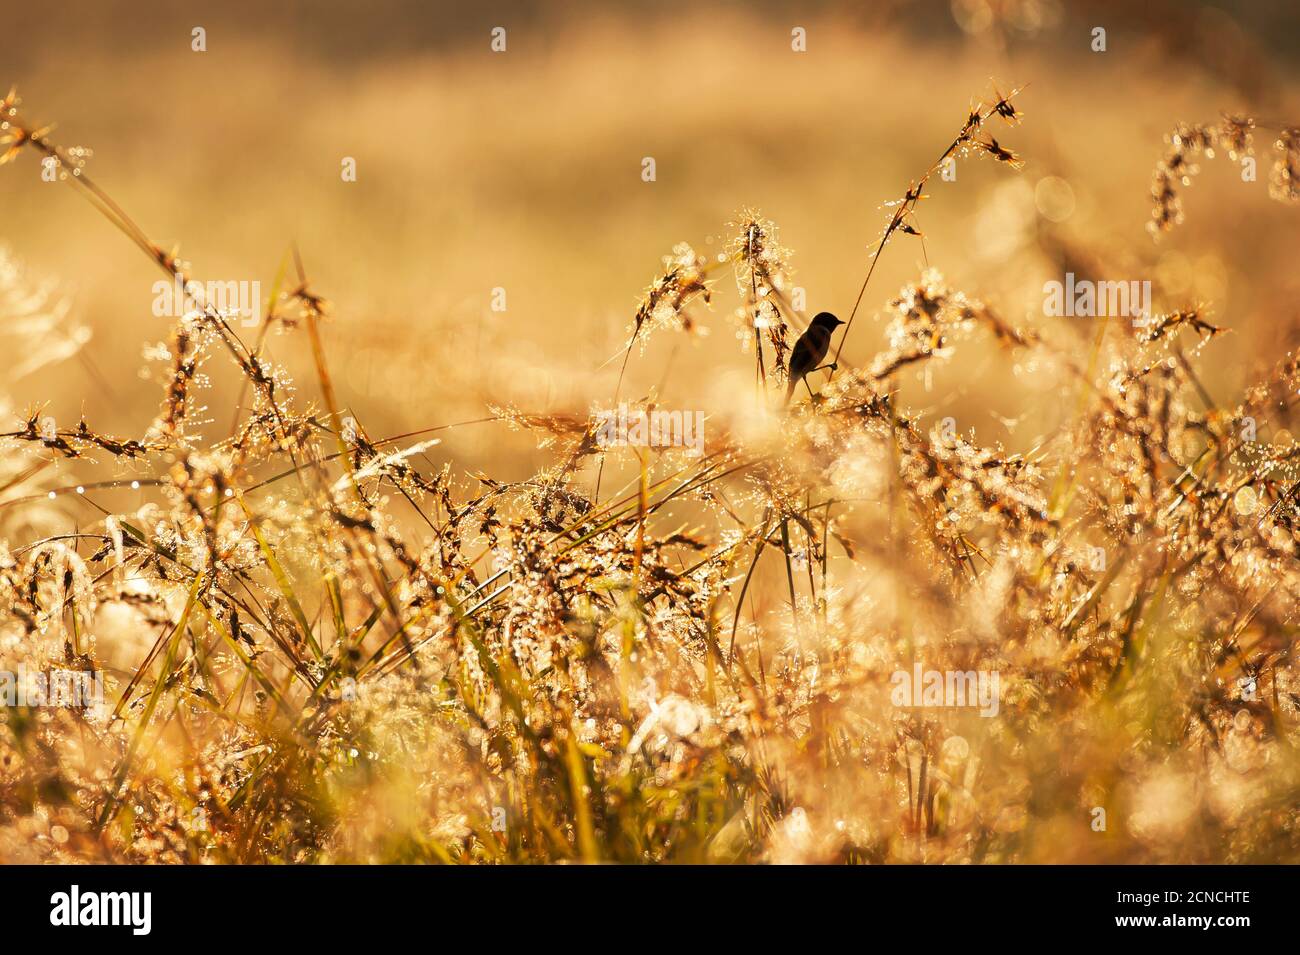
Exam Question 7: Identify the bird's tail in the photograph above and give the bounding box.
[784,377,798,406]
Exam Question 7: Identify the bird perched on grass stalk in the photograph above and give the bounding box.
[785,311,844,404]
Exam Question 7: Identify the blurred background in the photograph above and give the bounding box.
[3,0,1300,488]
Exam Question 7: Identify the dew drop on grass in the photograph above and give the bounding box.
[941,735,970,762]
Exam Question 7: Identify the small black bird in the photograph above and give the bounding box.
[785,312,844,403]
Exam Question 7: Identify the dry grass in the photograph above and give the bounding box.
[2,67,1299,865]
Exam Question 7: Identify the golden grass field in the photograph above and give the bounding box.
[2,0,1300,863]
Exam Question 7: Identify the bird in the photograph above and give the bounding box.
[785,312,844,403]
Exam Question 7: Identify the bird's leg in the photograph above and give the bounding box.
[803,377,816,399]
[811,362,838,373]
